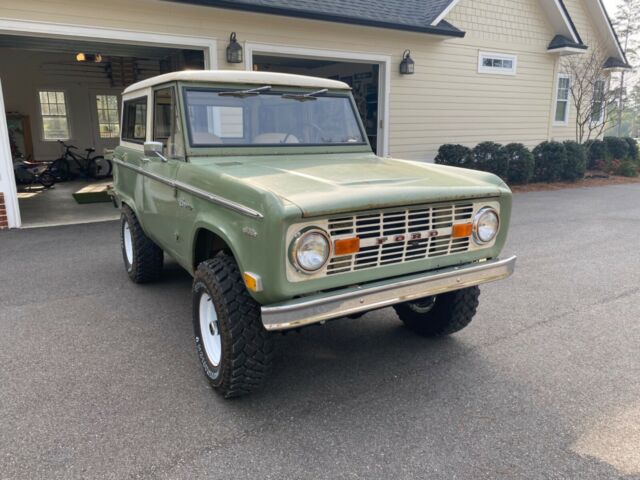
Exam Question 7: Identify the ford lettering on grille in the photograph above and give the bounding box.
[326,203,474,275]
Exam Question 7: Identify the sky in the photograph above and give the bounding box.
[602,0,619,17]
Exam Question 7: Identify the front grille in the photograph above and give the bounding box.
[326,203,474,275]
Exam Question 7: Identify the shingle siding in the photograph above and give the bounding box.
[0,0,609,159]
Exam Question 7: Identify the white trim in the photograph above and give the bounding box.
[36,88,71,142]
[553,73,571,126]
[593,0,625,61]
[553,0,580,43]
[0,78,21,228]
[477,51,518,75]
[0,18,217,68]
[0,18,218,227]
[547,46,588,55]
[244,42,391,157]
[430,0,462,26]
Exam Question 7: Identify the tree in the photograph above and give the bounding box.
[561,48,618,143]
[611,0,640,136]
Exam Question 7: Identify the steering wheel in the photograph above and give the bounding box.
[301,122,324,143]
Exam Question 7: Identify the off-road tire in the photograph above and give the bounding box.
[120,205,163,283]
[192,253,273,398]
[394,286,480,337]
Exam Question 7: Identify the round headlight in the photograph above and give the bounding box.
[473,207,499,244]
[291,229,330,272]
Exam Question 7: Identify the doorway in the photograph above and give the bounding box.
[246,44,390,157]
[1,33,205,227]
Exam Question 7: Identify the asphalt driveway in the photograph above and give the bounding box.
[1,184,639,479]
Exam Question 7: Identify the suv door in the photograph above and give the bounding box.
[141,85,186,261]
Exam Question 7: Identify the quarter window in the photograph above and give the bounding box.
[122,97,147,143]
[153,87,185,159]
[554,75,570,124]
[591,79,606,124]
[96,95,120,138]
[478,52,517,75]
[38,90,70,140]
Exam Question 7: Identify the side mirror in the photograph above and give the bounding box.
[143,141,168,162]
[144,141,163,156]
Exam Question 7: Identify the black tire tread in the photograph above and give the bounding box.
[121,205,163,283]
[194,253,273,398]
[394,286,480,337]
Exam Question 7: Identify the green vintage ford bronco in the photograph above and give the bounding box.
[112,70,516,398]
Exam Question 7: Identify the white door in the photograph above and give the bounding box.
[0,77,21,228]
[88,90,121,156]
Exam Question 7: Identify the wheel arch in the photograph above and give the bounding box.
[192,226,242,273]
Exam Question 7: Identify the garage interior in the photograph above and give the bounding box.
[252,55,380,153]
[2,34,203,227]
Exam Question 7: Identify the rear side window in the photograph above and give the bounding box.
[121,97,147,143]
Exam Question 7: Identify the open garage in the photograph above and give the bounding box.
[0,23,215,228]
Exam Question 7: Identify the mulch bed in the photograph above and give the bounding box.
[511,172,640,193]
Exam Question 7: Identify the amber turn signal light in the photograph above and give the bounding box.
[334,237,360,255]
[452,223,473,238]
[243,272,263,292]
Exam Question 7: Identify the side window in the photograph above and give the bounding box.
[554,74,570,124]
[153,87,185,159]
[122,97,147,143]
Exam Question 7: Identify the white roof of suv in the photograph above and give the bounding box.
[123,70,351,94]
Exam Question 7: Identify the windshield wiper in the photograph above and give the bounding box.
[281,88,328,101]
[219,85,272,97]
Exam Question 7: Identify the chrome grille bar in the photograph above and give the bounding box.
[326,203,474,275]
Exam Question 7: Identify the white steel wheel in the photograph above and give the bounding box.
[199,292,222,367]
[123,220,133,265]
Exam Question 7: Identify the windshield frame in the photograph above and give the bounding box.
[181,85,369,150]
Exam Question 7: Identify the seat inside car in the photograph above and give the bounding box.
[253,133,299,144]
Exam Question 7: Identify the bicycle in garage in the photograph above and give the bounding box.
[49,140,112,181]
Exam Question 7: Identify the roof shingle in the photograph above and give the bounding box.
[167,0,465,36]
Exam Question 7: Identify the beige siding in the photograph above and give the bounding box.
[551,0,612,142]
[0,0,608,159]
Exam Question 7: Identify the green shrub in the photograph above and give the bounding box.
[623,137,639,162]
[615,160,639,177]
[503,143,534,184]
[532,141,567,182]
[471,141,508,178]
[562,141,587,181]
[434,144,472,167]
[584,139,606,169]
[604,136,629,160]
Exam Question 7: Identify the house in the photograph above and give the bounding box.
[0,0,629,229]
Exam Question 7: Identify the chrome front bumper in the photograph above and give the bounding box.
[261,256,517,331]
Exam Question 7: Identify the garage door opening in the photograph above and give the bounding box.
[252,55,381,154]
[1,34,204,228]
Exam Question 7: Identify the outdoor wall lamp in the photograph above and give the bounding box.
[76,53,103,63]
[399,49,415,75]
[226,32,243,64]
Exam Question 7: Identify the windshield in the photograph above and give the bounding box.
[183,87,366,147]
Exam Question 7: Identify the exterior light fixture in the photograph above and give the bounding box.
[226,32,243,64]
[399,49,415,75]
[76,53,103,63]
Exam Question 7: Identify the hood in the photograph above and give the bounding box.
[191,153,508,217]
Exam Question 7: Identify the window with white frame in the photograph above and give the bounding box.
[478,52,517,75]
[591,79,606,124]
[38,90,70,140]
[95,95,120,138]
[554,74,570,124]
